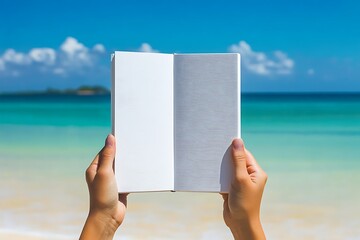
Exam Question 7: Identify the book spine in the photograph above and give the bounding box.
[111,53,116,136]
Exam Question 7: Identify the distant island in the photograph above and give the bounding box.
[0,86,110,96]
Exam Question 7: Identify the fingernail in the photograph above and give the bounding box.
[232,138,243,150]
[105,134,113,147]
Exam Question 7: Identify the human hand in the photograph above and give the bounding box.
[80,134,127,240]
[222,139,267,240]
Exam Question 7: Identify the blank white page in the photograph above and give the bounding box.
[112,51,174,192]
[174,54,240,193]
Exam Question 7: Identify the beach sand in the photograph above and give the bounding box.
[1,170,360,239]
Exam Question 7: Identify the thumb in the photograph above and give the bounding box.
[98,134,116,171]
[231,139,249,182]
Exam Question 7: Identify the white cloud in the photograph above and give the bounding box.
[228,41,294,76]
[60,37,92,66]
[93,44,106,53]
[0,36,105,77]
[29,48,56,65]
[138,43,158,53]
[2,49,31,65]
[60,37,88,56]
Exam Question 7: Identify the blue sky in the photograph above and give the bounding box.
[1,0,360,92]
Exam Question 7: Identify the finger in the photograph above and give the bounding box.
[119,193,129,207]
[244,149,260,169]
[98,134,116,171]
[245,149,268,182]
[244,149,260,174]
[86,153,100,184]
[232,138,250,182]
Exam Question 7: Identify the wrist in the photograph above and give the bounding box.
[80,211,120,240]
[90,210,121,233]
[229,216,265,240]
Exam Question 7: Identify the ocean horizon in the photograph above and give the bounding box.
[1,93,359,239]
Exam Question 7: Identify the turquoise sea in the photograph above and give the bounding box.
[1,94,360,239]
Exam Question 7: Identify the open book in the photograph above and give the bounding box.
[111,51,241,193]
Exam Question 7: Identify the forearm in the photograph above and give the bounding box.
[229,217,266,240]
[80,212,119,240]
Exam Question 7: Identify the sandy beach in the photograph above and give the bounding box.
[1,169,360,239]
[1,94,360,239]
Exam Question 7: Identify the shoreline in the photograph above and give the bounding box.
[1,91,360,97]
